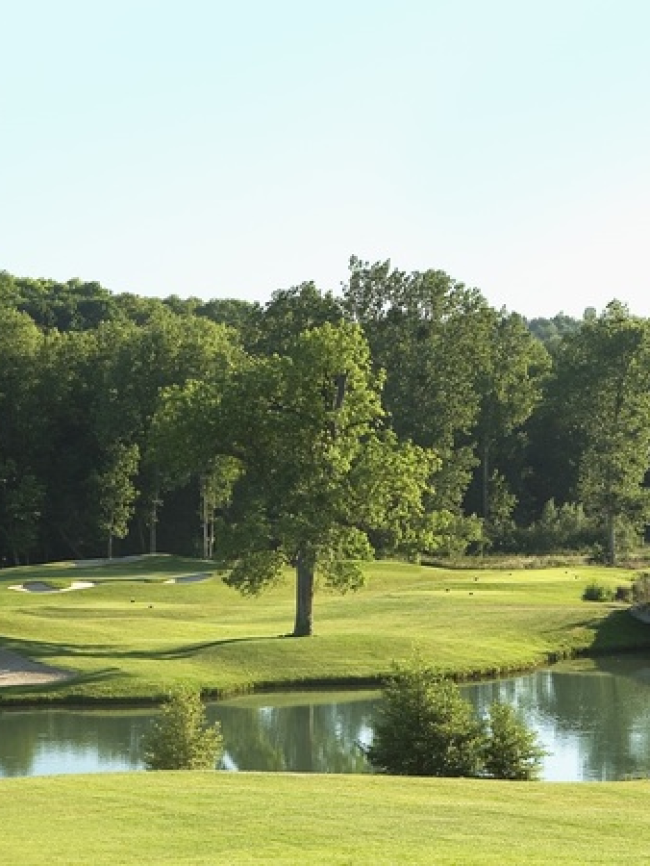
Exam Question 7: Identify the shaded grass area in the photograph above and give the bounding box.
[1,556,648,703]
[2,771,650,865]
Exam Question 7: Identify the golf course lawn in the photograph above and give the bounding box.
[2,771,650,865]
[1,555,649,703]
[2,556,650,864]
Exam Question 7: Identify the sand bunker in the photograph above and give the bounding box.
[7,573,213,593]
[0,649,73,687]
[164,573,212,584]
[8,574,212,592]
[8,581,95,593]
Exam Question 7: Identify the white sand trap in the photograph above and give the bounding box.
[8,580,95,593]
[164,573,212,585]
[0,649,73,686]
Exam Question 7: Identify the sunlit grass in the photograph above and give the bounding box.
[2,771,650,865]
[0,556,647,703]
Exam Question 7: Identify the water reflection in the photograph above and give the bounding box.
[463,655,650,781]
[2,656,650,781]
[0,692,378,779]
[209,694,377,774]
[0,708,151,777]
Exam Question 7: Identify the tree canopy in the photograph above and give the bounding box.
[155,321,443,635]
[1,264,649,573]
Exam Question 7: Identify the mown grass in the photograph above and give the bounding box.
[2,556,650,865]
[0,555,648,703]
[2,771,650,865]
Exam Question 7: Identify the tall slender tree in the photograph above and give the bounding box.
[553,302,650,563]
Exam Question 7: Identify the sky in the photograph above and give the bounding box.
[1,0,649,319]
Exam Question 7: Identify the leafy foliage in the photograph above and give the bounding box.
[3,263,650,568]
[515,500,600,553]
[178,321,444,635]
[368,656,545,780]
[368,657,485,777]
[582,581,615,602]
[553,303,650,564]
[483,702,545,780]
[143,687,223,771]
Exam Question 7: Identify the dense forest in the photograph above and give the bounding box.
[1,259,649,574]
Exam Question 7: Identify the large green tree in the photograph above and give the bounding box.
[0,309,45,563]
[342,257,494,515]
[342,258,549,548]
[552,303,650,563]
[470,310,550,541]
[159,321,444,636]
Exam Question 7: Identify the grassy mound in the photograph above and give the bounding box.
[0,556,648,703]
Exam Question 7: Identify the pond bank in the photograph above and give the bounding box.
[3,614,650,709]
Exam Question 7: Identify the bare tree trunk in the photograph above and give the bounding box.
[207,513,215,559]
[149,498,157,555]
[200,474,213,559]
[606,508,616,565]
[479,441,490,557]
[481,441,490,521]
[292,551,315,637]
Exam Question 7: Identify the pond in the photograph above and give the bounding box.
[2,654,650,781]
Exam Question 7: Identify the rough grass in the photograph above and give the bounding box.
[0,555,647,704]
[2,771,650,865]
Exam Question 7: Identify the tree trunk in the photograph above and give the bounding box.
[481,441,490,521]
[292,552,315,637]
[606,508,616,566]
[107,531,113,560]
[200,475,212,559]
[479,441,490,556]
[207,514,215,560]
[149,499,157,555]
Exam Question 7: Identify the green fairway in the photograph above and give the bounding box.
[1,556,648,703]
[2,771,650,865]
[2,557,650,865]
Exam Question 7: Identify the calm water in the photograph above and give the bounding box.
[2,655,650,781]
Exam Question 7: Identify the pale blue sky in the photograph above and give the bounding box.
[1,0,649,318]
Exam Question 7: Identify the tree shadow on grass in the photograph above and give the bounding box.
[582,608,650,657]
[0,634,286,665]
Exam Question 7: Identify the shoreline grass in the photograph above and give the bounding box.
[1,556,649,706]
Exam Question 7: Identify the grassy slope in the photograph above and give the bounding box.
[2,557,650,864]
[1,556,648,702]
[2,772,650,865]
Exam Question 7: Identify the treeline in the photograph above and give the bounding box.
[1,260,649,568]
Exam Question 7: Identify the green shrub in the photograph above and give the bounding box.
[367,658,485,777]
[582,581,615,602]
[367,657,545,781]
[514,500,600,554]
[614,584,633,602]
[143,687,223,770]
[483,702,545,780]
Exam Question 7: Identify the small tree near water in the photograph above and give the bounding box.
[483,702,545,780]
[143,687,223,770]
[368,656,545,780]
[367,657,485,777]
